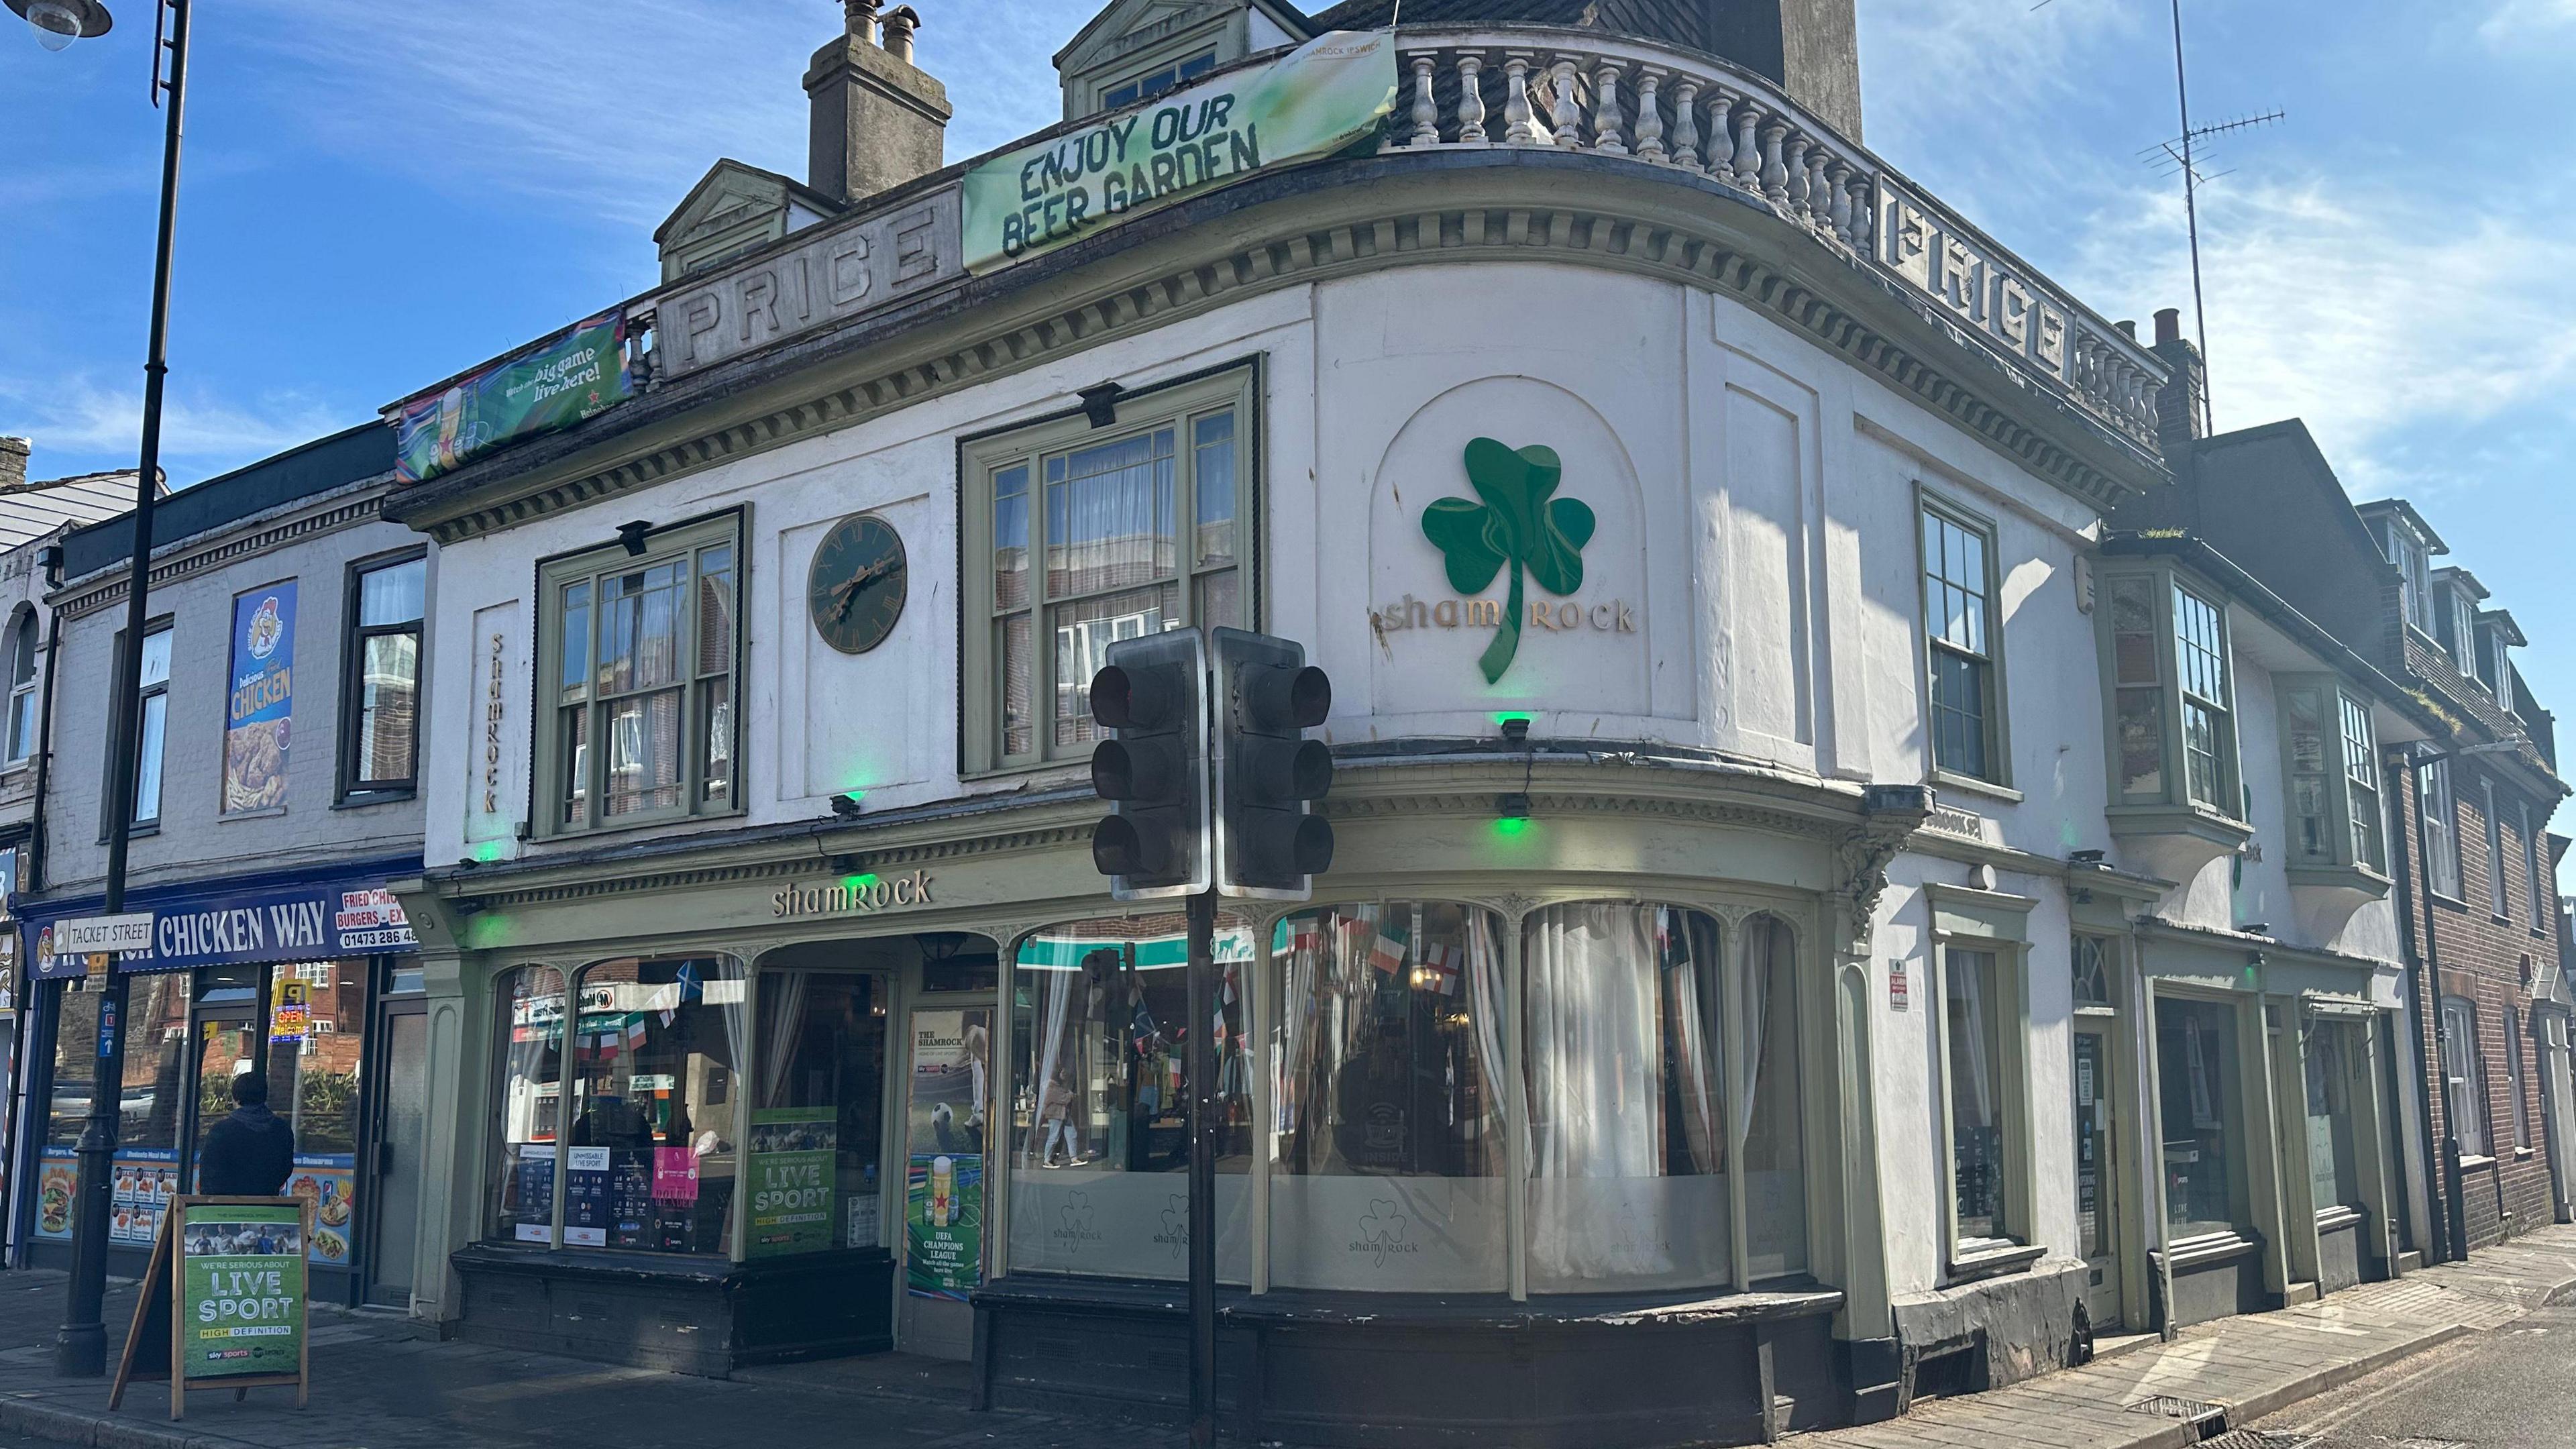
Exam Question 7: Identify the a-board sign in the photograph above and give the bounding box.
[110,1195,313,1419]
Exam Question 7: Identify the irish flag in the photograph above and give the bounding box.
[1367,916,1411,977]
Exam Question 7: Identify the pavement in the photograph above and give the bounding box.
[0,1231,2572,1448]
[1803,1226,2576,1449]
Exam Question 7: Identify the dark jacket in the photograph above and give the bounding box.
[197,1104,294,1196]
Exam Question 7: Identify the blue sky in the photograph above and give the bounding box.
[3,0,2571,865]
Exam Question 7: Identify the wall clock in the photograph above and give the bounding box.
[806,514,908,655]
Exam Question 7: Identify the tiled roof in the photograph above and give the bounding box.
[0,470,148,551]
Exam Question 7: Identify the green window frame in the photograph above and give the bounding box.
[2098,564,2243,822]
[960,367,1255,777]
[531,512,743,837]
[2281,678,2385,877]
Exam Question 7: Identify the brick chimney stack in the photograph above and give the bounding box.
[807,0,951,208]
[0,437,28,492]
[2151,307,2209,458]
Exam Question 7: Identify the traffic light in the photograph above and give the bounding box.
[1089,629,1212,900]
[1212,627,1334,899]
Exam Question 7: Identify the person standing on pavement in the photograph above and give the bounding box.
[197,1071,294,1196]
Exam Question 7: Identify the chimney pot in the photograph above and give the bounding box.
[881,5,918,64]
[843,0,879,44]
[2115,319,2138,339]
[2154,307,2182,346]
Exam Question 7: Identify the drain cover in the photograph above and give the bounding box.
[2129,1394,2227,1423]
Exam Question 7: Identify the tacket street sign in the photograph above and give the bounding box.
[58,913,154,957]
[961,30,1395,272]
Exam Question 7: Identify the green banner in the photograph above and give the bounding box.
[963,31,1395,272]
[905,1152,983,1300]
[394,309,631,484]
[745,1108,837,1258]
[178,1202,305,1381]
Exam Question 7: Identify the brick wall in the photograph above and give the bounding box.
[2394,751,2563,1253]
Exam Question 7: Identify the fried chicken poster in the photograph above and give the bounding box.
[223,583,295,815]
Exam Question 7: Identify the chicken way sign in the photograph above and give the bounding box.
[961,30,1395,272]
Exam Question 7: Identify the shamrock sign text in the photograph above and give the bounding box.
[1419,439,1598,684]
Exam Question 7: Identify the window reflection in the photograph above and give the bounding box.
[566,957,745,1255]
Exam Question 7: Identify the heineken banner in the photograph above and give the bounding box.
[962,30,1395,272]
[394,309,631,484]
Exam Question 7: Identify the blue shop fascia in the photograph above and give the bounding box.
[7,853,421,1303]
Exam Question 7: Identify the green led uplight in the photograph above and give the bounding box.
[1493,712,1536,727]
[1494,816,1532,837]
[470,840,508,864]
[843,872,881,893]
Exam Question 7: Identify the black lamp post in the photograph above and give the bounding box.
[8,0,192,1379]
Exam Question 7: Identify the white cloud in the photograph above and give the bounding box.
[0,374,343,480]
[2065,177,2576,494]
[230,1,1094,230]
[2481,0,2576,42]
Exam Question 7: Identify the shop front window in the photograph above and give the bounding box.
[268,962,366,1265]
[487,966,566,1244]
[1272,903,1505,1292]
[750,972,890,1255]
[2303,1020,2363,1214]
[1943,948,2012,1245]
[566,957,745,1254]
[2156,996,2241,1240]
[1008,914,1253,1281]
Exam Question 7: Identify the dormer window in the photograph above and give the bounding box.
[2451,592,2479,674]
[1102,50,1216,109]
[2380,519,2433,635]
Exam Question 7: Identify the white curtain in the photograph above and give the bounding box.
[755,970,808,1108]
[1525,904,1661,1179]
[1664,912,1724,1174]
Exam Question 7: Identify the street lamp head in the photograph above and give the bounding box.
[8,0,112,51]
[7,0,112,51]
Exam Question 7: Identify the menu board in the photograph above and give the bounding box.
[283,1155,356,1269]
[111,1149,181,1247]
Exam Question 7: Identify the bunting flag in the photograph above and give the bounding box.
[1129,995,1161,1054]
[1419,942,1464,997]
[623,1014,649,1050]
[1367,916,1411,977]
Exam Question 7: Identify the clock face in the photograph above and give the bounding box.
[806,515,908,655]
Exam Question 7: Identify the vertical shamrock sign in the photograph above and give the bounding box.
[1420,439,1597,684]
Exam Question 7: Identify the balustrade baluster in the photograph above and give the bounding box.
[1783,131,1811,219]
[1633,68,1667,161]
[1550,58,1585,149]
[1591,60,1629,155]
[1456,54,1489,144]
[1758,117,1789,206]
[1668,80,1701,169]
[1846,175,1874,252]
[1730,98,1763,191]
[1804,148,1833,229]
[1502,55,1538,144]
[1825,160,1854,242]
[1409,55,1442,147]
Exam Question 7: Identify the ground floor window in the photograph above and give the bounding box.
[2302,1018,2363,1214]
[751,972,890,1256]
[484,957,746,1254]
[1942,947,2012,1246]
[1008,914,1254,1282]
[1000,898,1814,1297]
[2155,995,2242,1240]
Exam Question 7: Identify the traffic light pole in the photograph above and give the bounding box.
[1184,888,1218,1449]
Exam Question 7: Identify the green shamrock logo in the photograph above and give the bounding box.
[1420,438,1597,684]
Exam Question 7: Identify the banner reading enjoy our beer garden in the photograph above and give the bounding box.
[393,309,632,484]
[178,1201,305,1382]
[222,583,294,815]
[961,30,1395,272]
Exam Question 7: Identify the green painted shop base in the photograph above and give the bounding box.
[451,1244,894,1375]
[971,1274,1848,1447]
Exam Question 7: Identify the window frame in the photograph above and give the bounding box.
[337,545,428,803]
[2522,801,2551,933]
[1924,885,2037,1275]
[2278,677,2387,881]
[2098,562,2245,825]
[2390,523,2432,636]
[5,606,38,767]
[101,616,174,836]
[529,510,745,839]
[2483,777,2512,920]
[2419,758,2463,901]
[958,363,1258,778]
[2506,1007,2532,1153]
[1916,491,2011,791]
[1099,48,1220,109]
[2438,994,2487,1159]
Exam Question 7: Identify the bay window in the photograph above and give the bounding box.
[2282,680,2386,877]
[2099,566,2242,823]
[533,513,741,836]
[961,367,1252,774]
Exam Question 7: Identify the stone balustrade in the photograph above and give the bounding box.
[1391,28,2167,452]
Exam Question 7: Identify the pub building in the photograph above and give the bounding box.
[5,425,435,1309]
[372,0,2426,1442]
